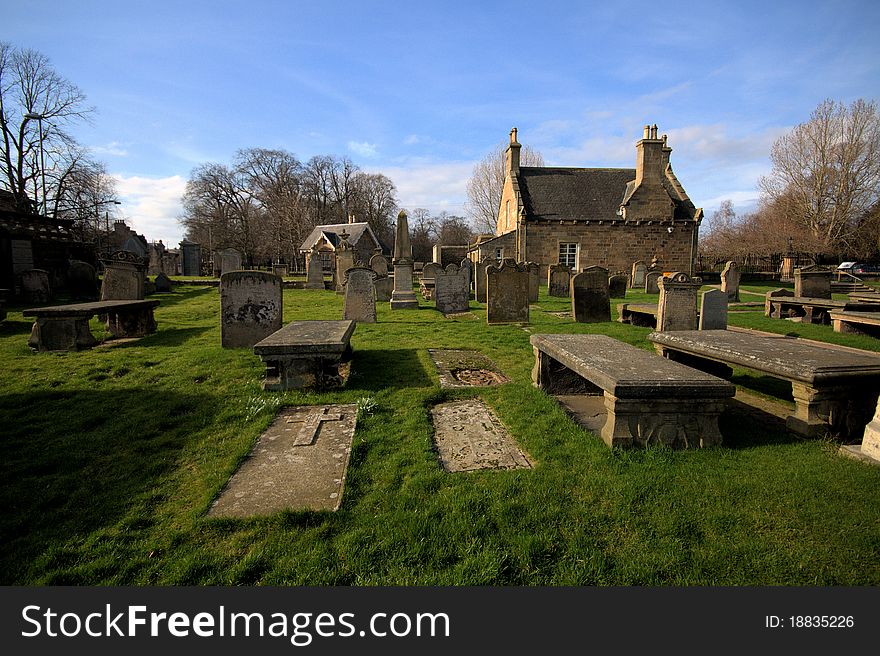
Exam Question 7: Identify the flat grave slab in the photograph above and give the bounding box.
[431,399,532,472]
[428,349,510,388]
[208,404,358,517]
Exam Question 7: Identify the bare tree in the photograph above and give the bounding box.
[759,98,880,256]
[466,138,543,233]
[350,171,398,246]
[0,42,93,215]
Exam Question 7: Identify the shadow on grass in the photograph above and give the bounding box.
[347,348,433,391]
[149,286,216,308]
[0,317,32,337]
[108,326,212,348]
[0,388,220,583]
[719,398,803,449]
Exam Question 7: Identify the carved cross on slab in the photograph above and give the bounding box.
[285,406,343,446]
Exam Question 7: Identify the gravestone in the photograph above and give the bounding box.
[721,261,741,302]
[272,263,288,278]
[794,267,832,299]
[220,271,283,348]
[101,253,146,300]
[334,235,356,294]
[154,272,173,293]
[434,263,470,315]
[219,248,242,275]
[857,397,880,462]
[571,266,611,323]
[180,241,201,276]
[699,288,728,330]
[390,210,419,309]
[369,254,388,277]
[422,262,442,279]
[645,270,662,294]
[764,288,795,316]
[305,249,326,289]
[608,273,628,299]
[656,272,702,332]
[21,269,51,304]
[486,259,529,324]
[67,260,98,300]
[374,275,393,302]
[631,261,647,289]
[459,258,473,296]
[475,258,492,303]
[420,262,442,299]
[548,264,571,297]
[527,262,539,303]
[342,267,377,323]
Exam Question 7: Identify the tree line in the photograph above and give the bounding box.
[700,99,880,264]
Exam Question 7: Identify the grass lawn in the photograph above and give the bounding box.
[1,282,878,585]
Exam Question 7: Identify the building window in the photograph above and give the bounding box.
[494,247,504,260]
[559,243,578,270]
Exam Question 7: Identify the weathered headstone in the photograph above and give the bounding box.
[334,234,355,294]
[67,260,98,300]
[422,262,442,279]
[101,253,146,300]
[608,273,628,299]
[154,271,173,293]
[656,271,702,331]
[486,259,529,324]
[219,248,242,276]
[342,267,377,323]
[434,263,470,315]
[764,288,795,318]
[272,263,288,278]
[420,262,442,299]
[475,257,492,303]
[220,271,283,348]
[721,261,741,302]
[631,261,647,289]
[794,267,832,299]
[571,266,611,323]
[305,249,326,289]
[548,264,571,297]
[20,269,51,304]
[645,270,662,294]
[699,288,728,330]
[459,258,473,296]
[369,254,388,277]
[390,210,419,309]
[527,262,539,303]
[180,240,201,276]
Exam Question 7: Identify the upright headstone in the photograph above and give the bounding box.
[656,272,702,332]
[435,263,470,315]
[147,243,165,276]
[475,257,492,303]
[219,248,242,276]
[220,271,283,348]
[369,254,388,277]
[571,266,611,323]
[608,273,628,299]
[459,258,473,297]
[720,261,741,302]
[272,263,288,278]
[154,271,173,293]
[335,232,356,294]
[631,261,647,289]
[645,270,662,294]
[101,252,146,300]
[794,267,832,299]
[422,262,442,279]
[67,260,98,300]
[548,264,571,297]
[390,210,418,309]
[486,259,529,324]
[699,289,728,330]
[180,241,201,276]
[20,269,51,303]
[343,267,377,323]
[305,249,326,289]
[527,262,539,303]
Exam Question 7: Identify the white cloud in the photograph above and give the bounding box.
[369,160,475,217]
[347,141,378,158]
[112,174,188,245]
[92,141,129,157]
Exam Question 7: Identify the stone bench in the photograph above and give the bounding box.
[530,333,735,449]
[648,329,880,439]
[828,310,880,337]
[764,294,880,325]
[617,303,658,328]
[23,299,159,351]
[253,320,355,391]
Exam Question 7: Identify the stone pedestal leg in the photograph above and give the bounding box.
[29,317,97,352]
[106,308,157,338]
[787,382,833,436]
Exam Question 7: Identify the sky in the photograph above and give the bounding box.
[4,0,880,246]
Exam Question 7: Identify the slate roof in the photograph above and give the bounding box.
[299,222,379,252]
[518,167,635,221]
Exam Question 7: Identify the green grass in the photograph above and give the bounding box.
[1,284,878,585]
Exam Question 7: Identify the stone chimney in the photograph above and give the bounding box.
[506,127,521,174]
[347,212,355,224]
[634,123,664,188]
[660,133,672,172]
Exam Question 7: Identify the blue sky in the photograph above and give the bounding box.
[4,0,879,246]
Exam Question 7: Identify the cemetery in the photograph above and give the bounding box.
[1,257,880,587]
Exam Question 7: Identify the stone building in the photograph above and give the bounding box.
[299,219,383,273]
[470,125,703,279]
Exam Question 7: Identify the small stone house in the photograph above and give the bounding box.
[299,220,383,272]
[471,125,703,279]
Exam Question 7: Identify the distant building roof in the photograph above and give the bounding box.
[299,222,380,252]
[518,167,636,221]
